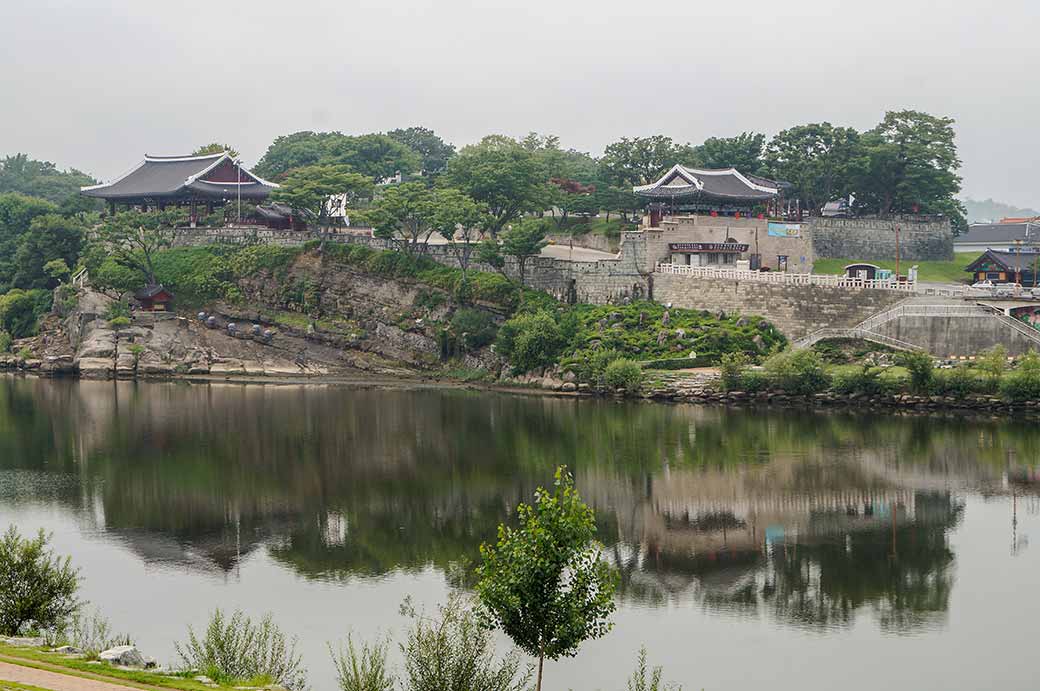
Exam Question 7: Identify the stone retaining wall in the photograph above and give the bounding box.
[653,273,907,340]
[811,217,953,261]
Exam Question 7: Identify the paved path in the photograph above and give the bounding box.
[0,660,153,691]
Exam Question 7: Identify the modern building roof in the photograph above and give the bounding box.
[956,222,1038,246]
[81,152,277,202]
[633,165,786,202]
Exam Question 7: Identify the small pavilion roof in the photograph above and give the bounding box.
[81,152,278,202]
[633,165,785,202]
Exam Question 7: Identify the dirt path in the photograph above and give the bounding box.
[0,660,162,691]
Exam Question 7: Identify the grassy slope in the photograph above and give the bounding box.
[812,253,980,283]
[0,646,212,691]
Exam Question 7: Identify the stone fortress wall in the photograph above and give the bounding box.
[811,216,954,261]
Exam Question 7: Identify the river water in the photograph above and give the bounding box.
[1,375,1038,690]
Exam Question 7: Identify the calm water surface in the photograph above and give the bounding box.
[1,375,1038,690]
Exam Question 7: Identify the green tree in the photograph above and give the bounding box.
[192,143,240,158]
[693,132,766,173]
[255,132,420,181]
[271,165,374,229]
[0,288,53,338]
[12,214,85,289]
[386,126,456,174]
[443,136,551,237]
[0,526,80,636]
[600,136,697,187]
[500,220,548,287]
[91,210,182,286]
[495,311,565,374]
[366,181,438,254]
[430,188,490,284]
[763,123,860,213]
[0,154,97,204]
[477,466,618,691]
[0,193,57,291]
[848,110,962,218]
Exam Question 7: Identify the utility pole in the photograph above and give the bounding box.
[894,224,901,279]
[236,156,242,224]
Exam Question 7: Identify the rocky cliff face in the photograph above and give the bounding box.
[3,253,504,379]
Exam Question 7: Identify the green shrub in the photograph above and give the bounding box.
[831,366,885,396]
[107,316,131,328]
[57,607,131,658]
[977,345,1009,382]
[719,352,751,391]
[627,646,681,691]
[604,358,643,394]
[330,636,394,691]
[0,289,52,338]
[896,351,935,393]
[496,311,565,374]
[567,348,623,385]
[0,526,80,636]
[16,347,33,360]
[400,595,531,691]
[104,299,131,321]
[175,609,307,691]
[932,367,984,398]
[739,370,771,393]
[0,331,11,354]
[451,308,498,349]
[639,357,715,371]
[1000,368,1040,402]
[763,349,830,395]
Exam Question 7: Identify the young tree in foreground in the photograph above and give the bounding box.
[0,526,80,636]
[271,164,373,230]
[477,466,618,691]
[367,181,438,254]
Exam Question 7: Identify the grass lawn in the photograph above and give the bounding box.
[812,253,980,283]
[0,683,53,691]
[0,645,212,691]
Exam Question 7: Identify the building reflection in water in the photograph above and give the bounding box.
[0,375,1029,632]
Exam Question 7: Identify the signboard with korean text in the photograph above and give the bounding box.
[668,242,749,253]
[767,222,802,238]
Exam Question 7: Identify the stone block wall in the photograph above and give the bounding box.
[810,217,953,261]
[875,314,1040,356]
[653,274,908,340]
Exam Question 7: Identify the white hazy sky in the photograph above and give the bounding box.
[1,0,1037,207]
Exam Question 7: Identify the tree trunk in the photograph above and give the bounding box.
[536,649,544,691]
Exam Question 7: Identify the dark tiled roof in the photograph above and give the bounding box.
[134,284,171,300]
[956,222,1038,245]
[82,153,276,201]
[634,165,781,201]
[964,249,1040,272]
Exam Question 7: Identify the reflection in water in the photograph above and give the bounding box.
[0,375,1032,638]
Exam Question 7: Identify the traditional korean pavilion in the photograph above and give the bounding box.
[81,152,277,221]
[633,164,790,219]
[965,249,1040,286]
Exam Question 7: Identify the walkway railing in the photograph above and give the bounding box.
[656,263,918,292]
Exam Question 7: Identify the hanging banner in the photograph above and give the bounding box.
[767,222,802,238]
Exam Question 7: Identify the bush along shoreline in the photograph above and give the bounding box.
[643,345,1040,417]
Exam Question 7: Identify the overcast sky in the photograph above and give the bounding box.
[2,0,1037,207]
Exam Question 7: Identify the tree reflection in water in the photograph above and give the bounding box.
[0,375,1022,632]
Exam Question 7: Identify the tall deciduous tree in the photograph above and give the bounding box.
[848,110,962,217]
[444,137,550,237]
[386,127,456,174]
[763,123,860,213]
[255,132,420,181]
[694,132,766,173]
[366,181,439,254]
[600,136,696,187]
[0,526,80,636]
[271,165,373,229]
[477,466,618,691]
[0,154,97,205]
[498,220,549,287]
[91,210,181,286]
[13,214,85,290]
[0,193,59,292]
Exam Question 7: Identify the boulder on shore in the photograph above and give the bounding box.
[98,645,145,667]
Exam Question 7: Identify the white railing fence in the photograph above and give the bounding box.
[656,263,918,292]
